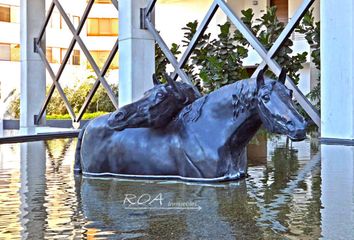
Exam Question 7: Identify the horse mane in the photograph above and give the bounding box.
[231,80,258,120]
[175,78,258,123]
[177,95,209,123]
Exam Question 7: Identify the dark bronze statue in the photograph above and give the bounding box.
[75,70,307,181]
[74,74,199,172]
[108,74,199,130]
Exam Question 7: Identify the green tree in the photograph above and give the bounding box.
[235,7,308,84]
[155,6,308,94]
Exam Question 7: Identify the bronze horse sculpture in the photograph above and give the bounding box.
[108,74,199,130]
[75,70,307,181]
[74,74,199,172]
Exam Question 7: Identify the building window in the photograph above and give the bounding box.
[49,12,61,29]
[60,48,68,64]
[73,16,80,28]
[87,0,112,3]
[87,18,118,36]
[72,50,80,65]
[46,48,54,63]
[89,50,118,69]
[97,0,112,3]
[0,43,10,60]
[60,16,66,30]
[0,43,20,61]
[0,5,10,22]
[10,6,19,23]
[10,44,20,61]
[50,47,60,63]
[270,0,288,23]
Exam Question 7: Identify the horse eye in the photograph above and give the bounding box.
[262,94,270,102]
[115,111,125,120]
[156,92,165,99]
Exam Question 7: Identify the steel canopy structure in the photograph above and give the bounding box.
[32,0,320,126]
[143,0,320,127]
[34,0,119,124]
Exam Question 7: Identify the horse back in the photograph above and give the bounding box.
[80,117,180,176]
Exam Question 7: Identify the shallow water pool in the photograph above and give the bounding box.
[0,135,353,239]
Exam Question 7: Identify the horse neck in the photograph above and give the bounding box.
[178,79,262,147]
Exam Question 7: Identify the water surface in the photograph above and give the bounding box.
[0,134,353,239]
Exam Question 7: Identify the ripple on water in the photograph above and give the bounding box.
[0,135,343,239]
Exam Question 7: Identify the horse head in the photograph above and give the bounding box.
[107,74,199,130]
[255,69,307,141]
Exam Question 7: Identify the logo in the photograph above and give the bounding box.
[123,193,202,211]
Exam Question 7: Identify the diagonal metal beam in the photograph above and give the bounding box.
[37,2,55,43]
[36,0,95,123]
[53,0,118,110]
[35,0,119,124]
[76,40,119,122]
[145,0,157,17]
[251,0,315,78]
[36,46,76,121]
[171,1,219,81]
[145,18,202,97]
[216,0,320,126]
[111,0,118,10]
[144,0,319,126]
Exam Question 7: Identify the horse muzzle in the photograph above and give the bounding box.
[287,121,308,141]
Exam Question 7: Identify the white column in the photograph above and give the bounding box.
[118,0,155,107]
[0,119,3,137]
[321,0,354,141]
[321,145,354,238]
[20,0,46,132]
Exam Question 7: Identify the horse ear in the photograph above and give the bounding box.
[164,73,178,92]
[278,68,287,84]
[256,69,265,90]
[164,73,186,100]
[152,74,161,85]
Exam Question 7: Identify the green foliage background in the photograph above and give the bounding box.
[8,7,320,119]
[155,7,313,95]
[8,78,118,119]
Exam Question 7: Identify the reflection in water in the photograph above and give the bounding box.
[321,145,354,239]
[45,139,73,173]
[0,142,21,239]
[20,141,47,239]
[0,135,353,239]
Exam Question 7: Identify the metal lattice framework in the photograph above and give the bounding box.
[35,0,320,127]
[143,0,320,127]
[35,0,119,124]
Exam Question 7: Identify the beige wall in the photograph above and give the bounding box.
[227,0,267,20]
[155,0,227,48]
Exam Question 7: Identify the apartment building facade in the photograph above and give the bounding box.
[0,0,118,118]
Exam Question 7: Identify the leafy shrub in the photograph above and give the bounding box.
[7,78,118,119]
[45,78,118,116]
[46,111,108,120]
[155,6,308,94]
[7,90,20,118]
